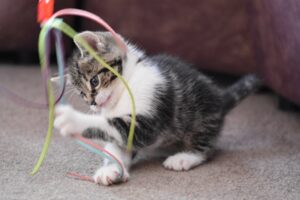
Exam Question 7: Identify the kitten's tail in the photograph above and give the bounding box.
[222,74,263,114]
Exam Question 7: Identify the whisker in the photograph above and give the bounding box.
[65,85,76,90]
[64,90,76,96]
[64,88,77,96]
[66,91,77,102]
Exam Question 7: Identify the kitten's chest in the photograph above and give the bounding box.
[106,66,166,118]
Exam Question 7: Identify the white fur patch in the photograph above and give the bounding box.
[93,164,129,186]
[93,143,130,186]
[54,105,88,137]
[163,152,206,171]
[105,45,166,118]
[54,105,123,145]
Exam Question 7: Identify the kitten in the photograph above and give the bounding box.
[54,31,261,186]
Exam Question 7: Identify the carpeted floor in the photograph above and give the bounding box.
[1,65,300,200]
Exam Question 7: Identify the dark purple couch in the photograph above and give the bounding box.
[0,0,75,52]
[1,0,300,106]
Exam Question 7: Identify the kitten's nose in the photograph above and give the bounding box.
[91,100,97,106]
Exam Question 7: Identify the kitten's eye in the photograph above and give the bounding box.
[90,76,99,87]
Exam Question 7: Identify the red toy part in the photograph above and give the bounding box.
[37,0,55,23]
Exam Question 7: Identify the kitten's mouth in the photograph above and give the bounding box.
[90,92,113,112]
[98,93,112,107]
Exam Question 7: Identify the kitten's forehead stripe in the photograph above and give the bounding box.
[76,64,88,81]
[97,68,109,75]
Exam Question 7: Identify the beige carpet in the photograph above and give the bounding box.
[1,65,300,200]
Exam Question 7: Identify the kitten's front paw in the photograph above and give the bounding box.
[93,164,129,186]
[54,105,85,137]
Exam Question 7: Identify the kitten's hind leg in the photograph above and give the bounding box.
[93,143,131,186]
[163,118,221,171]
[163,151,207,171]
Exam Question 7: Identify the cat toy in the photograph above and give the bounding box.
[32,0,137,182]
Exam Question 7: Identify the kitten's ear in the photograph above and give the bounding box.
[50,74,71,85]
[74,31,103,57]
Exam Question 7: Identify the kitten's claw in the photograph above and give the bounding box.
[93,164,129,186]
[54,105,85,137]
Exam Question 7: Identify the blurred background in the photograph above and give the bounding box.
[0,0,300,109]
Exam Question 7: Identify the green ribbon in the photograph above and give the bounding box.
[31,19,136,175]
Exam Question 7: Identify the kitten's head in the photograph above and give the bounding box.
[68,31,125,111]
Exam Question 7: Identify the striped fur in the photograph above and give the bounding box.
[222,74,262,114]
[54,31,262,185]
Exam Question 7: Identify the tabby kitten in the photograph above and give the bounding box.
[54,31,261,185]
